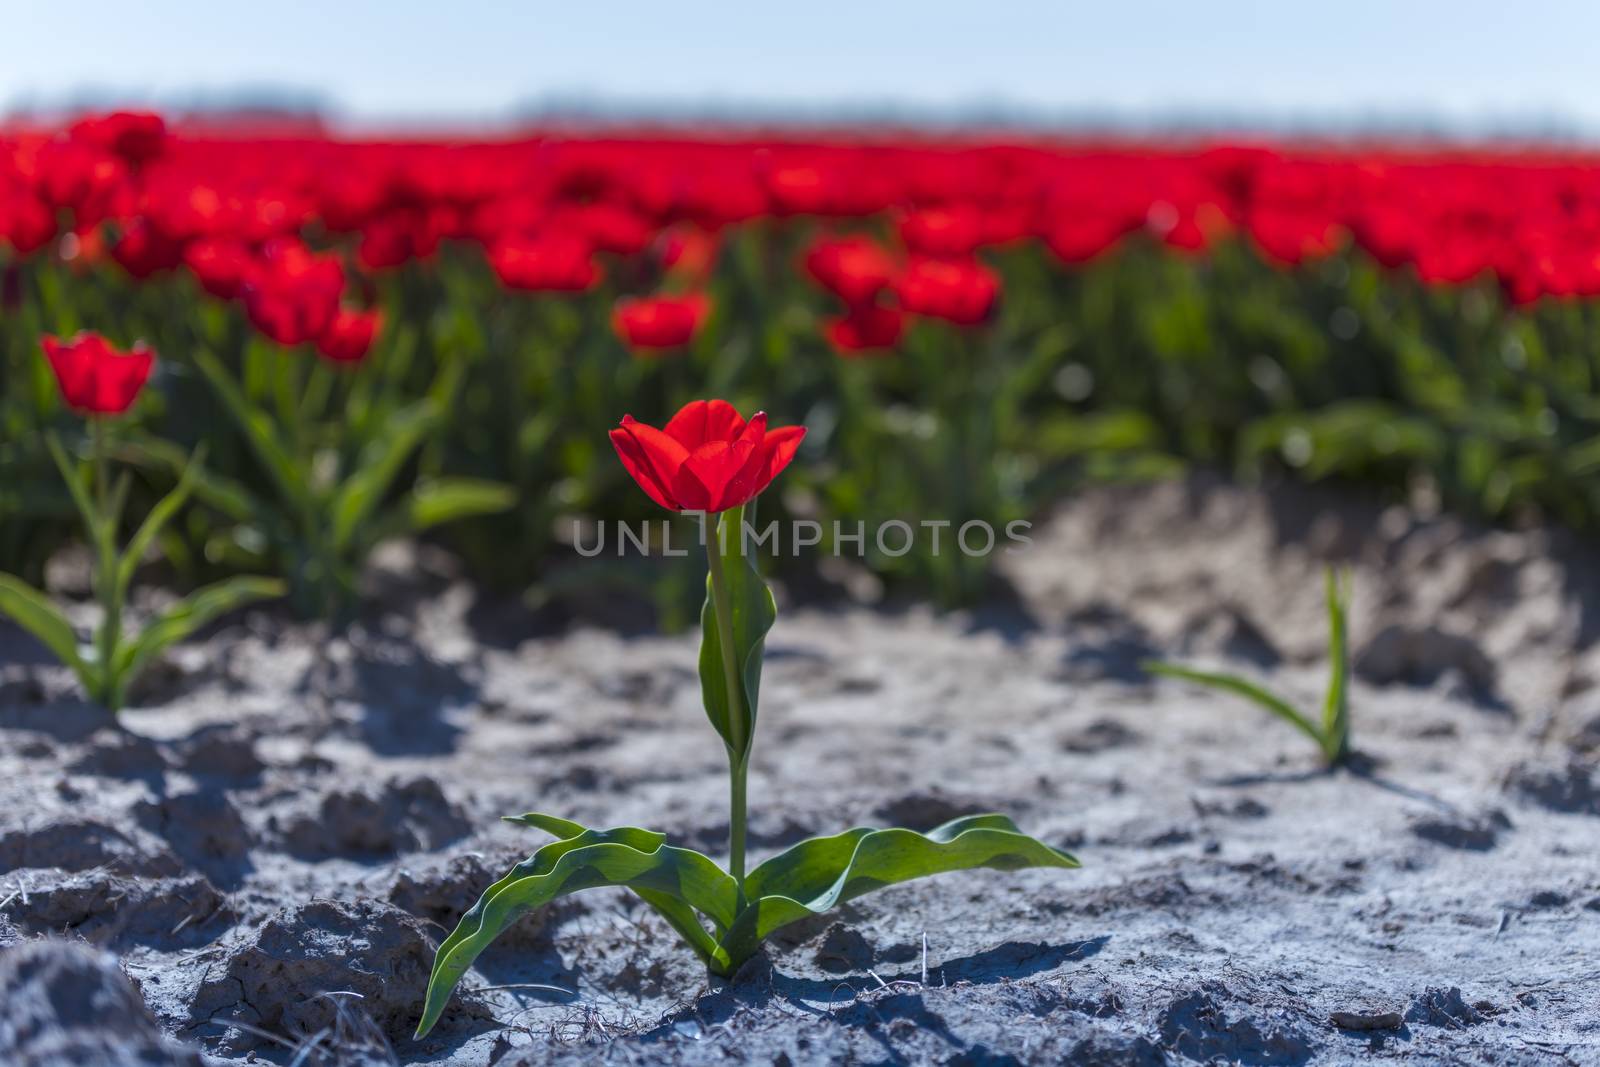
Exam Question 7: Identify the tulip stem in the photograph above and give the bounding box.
[89,419,121,711]
[704,509,748,893]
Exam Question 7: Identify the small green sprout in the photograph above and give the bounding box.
[1143,567,1352,768]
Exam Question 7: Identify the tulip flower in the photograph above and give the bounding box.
[609,399,805,514]
[41,332,155,416]
[242,239,345,347]
[802,234,898,306]
[486,233,600,292]
[895,255,1000,325]
[611,293,710,351]
[316,307,383,365]
[183,238,253,300]
[824,304,905,355]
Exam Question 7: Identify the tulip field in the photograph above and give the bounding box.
[9,115,1600,616]
[3,112,1600,1067]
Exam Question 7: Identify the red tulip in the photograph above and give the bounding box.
[242,239,346,347]
[110,220,185,279]
[898,206,984,257]
[660,225,720,282]
[0,193,57,256]
[316,308,382,364]
[802,235,897,306]
[183,238,252,300]
[825,305,904,355]
[40,332,154,416]
[612,293,710,352]
[895,256,999,325]
[487,233,601,292]
[69,111,168,166]
[610,399,805,513]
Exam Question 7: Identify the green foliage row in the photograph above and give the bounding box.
[5,229,1598,618]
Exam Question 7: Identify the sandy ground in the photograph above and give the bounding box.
[1,474,1598,1066]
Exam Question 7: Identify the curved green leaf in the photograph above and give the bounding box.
[699,503,776,758]
[722,814,1079,970]
[1320,568,1352,765]
[1142,659,1326,749]
[116,448,205,601]
[0,573,86,677]
[407,478,515,529]
[111,576,285,696]
[363,478,516,550]
[192,347,305,506]
[119,436,266,525]
[330,401,437,552]
[416,823,740,1038]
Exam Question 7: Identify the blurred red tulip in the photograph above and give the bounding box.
[825,305,905,356]
[40,332,155,416]
[610,398,805,513]
[316,308,383,364]
[895,256,999,326]
[111,220,185,279]
[487,233,601,292]
[183,238,253,300]
[70,111,168,167]
[612,293,710,352]
[803,235,897,306]
[242,239,346,347]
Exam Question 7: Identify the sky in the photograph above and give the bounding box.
[5,0,1600,134]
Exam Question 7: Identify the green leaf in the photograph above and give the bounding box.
[192,347,306,506]
[1142,660,1326,750]
[1320,568,1351,764]
[699,503,777,759]
[722,815,1079,970]
[45,434,99,537]
[416,822,740,1038]
[402,478,515,532]
[116,448,205,602]
[0,573,87,677]
[110,576,285,699]
[329,401,438,552]
[119,436,264,524]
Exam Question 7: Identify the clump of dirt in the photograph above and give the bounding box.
[4,869,232,948]
[1405,986,1487,1028]
[275,777,472,860]
[135,787,253,887]
[386,845,552,949]
[169,724,264,782]
[1505,759,1600,815]
[0,818,180,878]
[0,940,203,1066]
[1409,809,1513,851]
[190,898,448,1050]
[1156,982,1315,1066]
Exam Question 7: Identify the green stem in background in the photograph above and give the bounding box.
[704,508,749,892]
[89,419,122,710]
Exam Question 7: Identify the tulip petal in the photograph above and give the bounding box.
[610,417,691,511]
[718,414,778,511]
[665,399,746,450]
[755,425,807,486]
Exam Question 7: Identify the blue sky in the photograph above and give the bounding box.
[6,0,1599,132]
